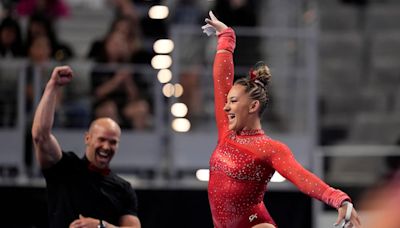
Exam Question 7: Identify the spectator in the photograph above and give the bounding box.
[0,16,22,127]
[24,34,53,176]
[24,34,83,176]
[25,35,53,115]
[0,16,23,58]
[91,64,152,129]
[25,13,74,61]
[89,15,153,130]
[123,98,153,130]
[0,0,18,16]
[31,66,141,228]
[88,15,151,64]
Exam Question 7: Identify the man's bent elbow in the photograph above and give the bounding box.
[31,128,51,145]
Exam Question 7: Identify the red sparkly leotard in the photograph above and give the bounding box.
[208,28,350,228]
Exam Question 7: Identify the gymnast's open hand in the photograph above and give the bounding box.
[202,11,228,36]
[335,202,362,228]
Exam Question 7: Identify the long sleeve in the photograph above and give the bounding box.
[213,28,236,140]
[268,140,350,209]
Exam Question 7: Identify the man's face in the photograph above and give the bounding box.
[85,124,120,169]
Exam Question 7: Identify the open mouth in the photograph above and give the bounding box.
[228,113,236,122]
[96,150,111,162]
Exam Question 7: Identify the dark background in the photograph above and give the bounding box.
[0,187,311,228]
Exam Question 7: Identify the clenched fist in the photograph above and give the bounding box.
[51,65,73,86]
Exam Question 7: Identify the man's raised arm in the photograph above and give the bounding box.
[32,66,73,169]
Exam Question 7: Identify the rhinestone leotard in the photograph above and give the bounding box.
[208,38,350,228]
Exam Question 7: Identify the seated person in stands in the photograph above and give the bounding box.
[87,15,152,64]
[0,16,24,58]
[90,31,152,129]
[24,13,74,61]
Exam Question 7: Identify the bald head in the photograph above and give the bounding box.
[85,118,121,168]
[88,118,121,136]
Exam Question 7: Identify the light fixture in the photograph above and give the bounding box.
[196,169,210,181]
[171,102,188,117]
[162,83,174,97]
[172,118,191,132]
[174,83,184,97]
[148,5,169,19]
[154,39,174,54]
[151,55,172,69]
[157,69,172,83]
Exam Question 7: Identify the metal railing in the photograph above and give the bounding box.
[0,21,319,187]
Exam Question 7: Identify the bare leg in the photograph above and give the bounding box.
[252,223,276,228]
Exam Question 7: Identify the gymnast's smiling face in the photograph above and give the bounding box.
[224,84,260,132]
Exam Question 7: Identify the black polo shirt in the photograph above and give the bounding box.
[42,151,138,228]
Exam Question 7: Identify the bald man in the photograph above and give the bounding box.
[32,66,141,228]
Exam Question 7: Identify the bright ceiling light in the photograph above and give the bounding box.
[157,69,172,83]
[148,5,169,19]
[171,102,188,117]
[174,83,184,97]
[154,39,174,54]
[151,55,172,69]
[162,83,174,97]
[172,118,191,132]
[196,169,210,181]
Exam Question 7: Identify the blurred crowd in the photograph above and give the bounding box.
[0,0,262,131]
[0,0,169,176]
[0,0,160,130]
[0,0,260,174]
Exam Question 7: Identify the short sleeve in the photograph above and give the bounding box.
[42,151,80,180]
[121,182,139,216]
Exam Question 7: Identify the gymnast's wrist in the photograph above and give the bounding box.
[340,200,352,207]
[217,27,236,52]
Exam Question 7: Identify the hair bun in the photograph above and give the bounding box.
[253,61,271,87]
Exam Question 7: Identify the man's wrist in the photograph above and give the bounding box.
[98,219,106,228]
